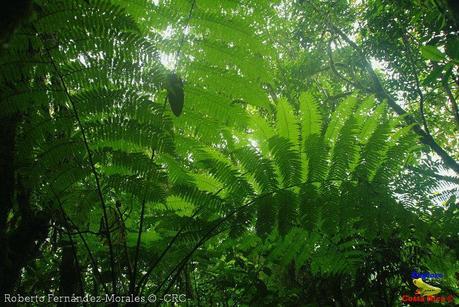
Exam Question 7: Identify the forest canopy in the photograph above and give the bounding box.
[0,0,458,306]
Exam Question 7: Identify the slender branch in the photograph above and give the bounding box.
[130,153,155,294]
[34,25,118,293]
[265,82,279,102]
[315,18,459,173]
[443,81,459,128]
[137,0,197,279]
[52,225,101,236]
[327,38,366,91]
[136,1,197,293]
[67,219,110,294]
[159,226,227,296]
[149,178,364,295]
[402,35,431,135]
[135,202,210,295]
[55,203,86,298]
[50,188,109,294]
[175,0,197,69]
[162,0,196,111]
[325,91,353,102]
[135,222,186,295]
[193,267,201,307]
[408,166,459,184]
[136,187,226,294]
[114,203,133,288]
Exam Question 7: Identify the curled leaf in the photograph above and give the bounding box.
[166,73,184,117]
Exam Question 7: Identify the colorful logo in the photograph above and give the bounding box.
[401,271,455,303]
[412,278,441,296]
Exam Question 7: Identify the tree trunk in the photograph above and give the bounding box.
[59,241,80,302]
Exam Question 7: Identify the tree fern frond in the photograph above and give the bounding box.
[299,183,321,231]
[256,195,277,238]
[269,136,302,187]
[170,184,226,218]
[358,100,386,144]
[249,113,275,154]
[158,153,195,185]
[189,38,273,83]
[189,10,270,54]
[354,119,392,180]
[185,61,269,107]
[325,96,358,147]
[197,158,253,199]
[299,92,322,146]
[233,146,278,193]
[304,134,329,182]
[277,189,297,236]
[183,84,249,128]
[373,125,419,183]
[276,98,299,147]
[327,116,359,181]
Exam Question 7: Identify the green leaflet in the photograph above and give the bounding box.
[358,101,386,144]
[249,113,275,154]
[446,38,459,60]
[299,92,322,146]
[276,98,299,147]
[420,45,446,61]
[255,195,276,238]
[269,136,302,187]
[233,146,277,193]
[277,189,297,236]
[325,96,358,146]
[327,116,359,180]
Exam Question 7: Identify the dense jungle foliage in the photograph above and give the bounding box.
[0,0,458,306]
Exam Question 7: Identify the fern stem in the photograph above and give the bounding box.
[136,187,225,294]
[114,204,133,291]
[154,224,224,296]
[130,152,154,294]
[51,188,109,294]
[54,197,86,298]
[175,0,197,69]
[135,206,205,294]
[35,26,118,295]
[152,177,380,295]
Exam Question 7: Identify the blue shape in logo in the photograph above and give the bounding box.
[411,271,444,279]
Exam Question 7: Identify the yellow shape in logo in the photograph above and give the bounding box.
[413,278,441,296]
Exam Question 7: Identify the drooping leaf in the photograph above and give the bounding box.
[420,45,445,61]
[446,38,459,61]
[166,73,184,117]
[423,65,444,85]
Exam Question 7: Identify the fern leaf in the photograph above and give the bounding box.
[299,92,322,146]
[256,195,276,238]
[277,189,297,236]
[269,136,302,187]
[276,98,299,147]
[325,96,358,146]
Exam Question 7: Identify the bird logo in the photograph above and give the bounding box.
[412,278,441,296]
